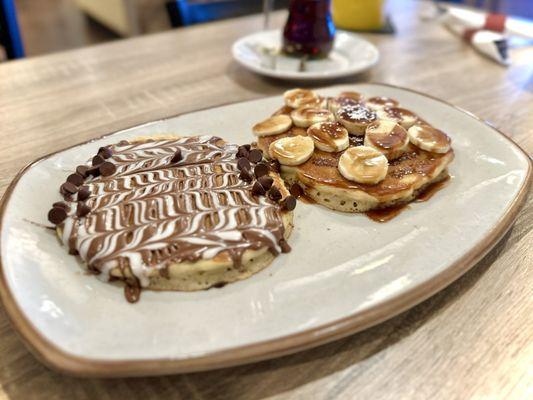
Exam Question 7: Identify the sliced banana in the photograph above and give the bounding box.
[291,107,334,128]
[338,91,364,102]
[408,124,451,154]
[336,104,377,135]
[377,107,418,129]
[283,89,318,109]
[328,96,360,115]
[308,121,349,153]
[364,120,409,160]
[269,136,315,166]
[299,95,328,110]
[252,115,293,137]
[338,146,388,185]
[365,96,399,111]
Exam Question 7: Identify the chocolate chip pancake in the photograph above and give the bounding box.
[47,135,295,302]
[254,89,454,213]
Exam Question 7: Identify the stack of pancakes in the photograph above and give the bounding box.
[253,89,454,213]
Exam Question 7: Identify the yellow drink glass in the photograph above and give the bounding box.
[332,0,385,31]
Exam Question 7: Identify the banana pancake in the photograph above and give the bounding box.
[47,135,295,302]
[253,89,454,213]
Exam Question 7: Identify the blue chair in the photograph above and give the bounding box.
[168,0,288,27]
[0,0,24,59]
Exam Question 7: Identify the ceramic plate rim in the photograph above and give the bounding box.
[231,29,380,80]
[0,83,530,377]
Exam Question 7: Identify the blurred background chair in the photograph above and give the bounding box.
[167,0,288,27]
[73,0,168,37]
[70,0,288,35]
[0,0,24,59]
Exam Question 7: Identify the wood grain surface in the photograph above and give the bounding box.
[0,1,531,398]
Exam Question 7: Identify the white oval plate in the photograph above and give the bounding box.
[0,84,530,377]
[232,30,379,80]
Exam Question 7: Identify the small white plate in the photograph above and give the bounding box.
[0,84,530,377]
[232,30,379,80]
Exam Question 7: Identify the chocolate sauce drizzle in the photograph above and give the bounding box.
[58,136,286,295]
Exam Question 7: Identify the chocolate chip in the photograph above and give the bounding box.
[98,146,113,159]
[269,159,281,173]
[118,140,129,146]
[244,144,251,151]
[125,283,141,303]
[290,183,303,198]
[77,186,90,201]
[268,186,282,202]
[92,155,105,166]
[87,166,101,177]
[236,145,249,159]
[279,239,291,253]
[76,202,91,217]
[52,201,69,210]
[48,207,67,225]
[254,162,269,178]
[67,173,84,187]
[237,157,251,171]
[239,168,253,182]
[251,181,266,196]
[60,182,78,195]
[99,161,116,177]
[76,165,89,178]
[257,176,273,190]
[281,195,297,211]
[170,149,182,163]
[248,149,263,163]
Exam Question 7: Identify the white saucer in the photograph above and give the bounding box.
[232,29,379,80]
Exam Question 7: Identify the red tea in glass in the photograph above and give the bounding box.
[283,0,335,59]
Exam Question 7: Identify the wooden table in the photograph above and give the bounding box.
[0,1,531,398]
